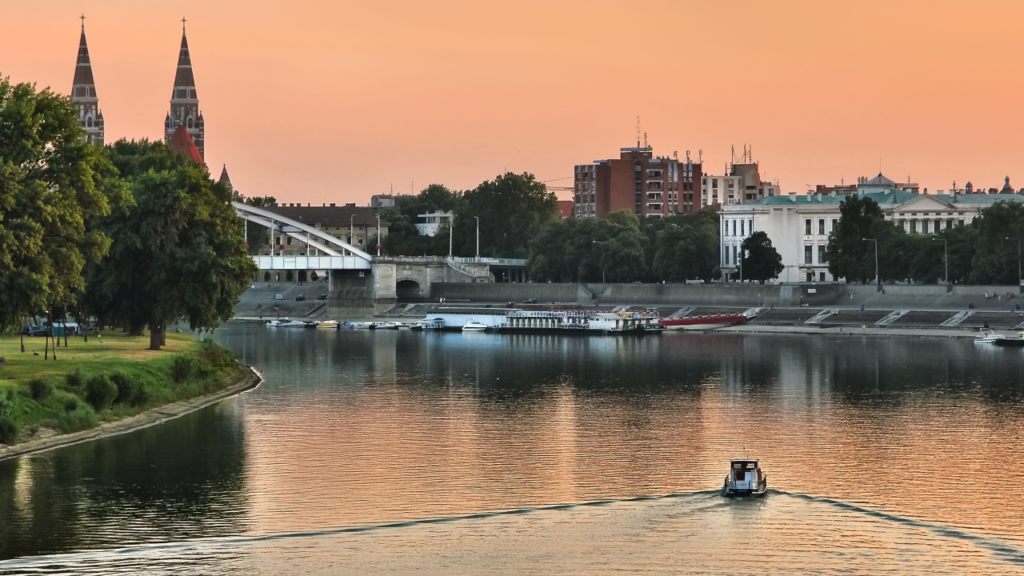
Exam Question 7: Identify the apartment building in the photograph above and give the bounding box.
[574,146,702,218]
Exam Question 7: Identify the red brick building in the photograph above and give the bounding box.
[574,146,702,218]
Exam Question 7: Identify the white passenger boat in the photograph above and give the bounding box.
[721,459,767,497]
[975,328,1024,347]
[369,322,401,330]
[266,319,305,328]
[410,318,445,331]
[351,322,373,329]
[462,320,488,332]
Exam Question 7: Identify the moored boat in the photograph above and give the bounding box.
[266,319,305,328]
[975,328,1024,346]
[317,320,341,329]
[721,459,767,497]
[662,313,750,331]
[462,320,488,332]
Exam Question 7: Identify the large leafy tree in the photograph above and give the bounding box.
[826,195,889,283]
[0,77,129,329]
[649,210,720,282]
[967,200,1024,285]
[455,172,558,259]
[84,140,257,349]
[740,231,784,284]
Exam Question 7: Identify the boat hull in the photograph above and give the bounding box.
[662,314,749,331]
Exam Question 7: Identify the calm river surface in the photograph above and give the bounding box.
[1,325,1024,574]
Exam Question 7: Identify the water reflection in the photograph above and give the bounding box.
[1,326,1022,566]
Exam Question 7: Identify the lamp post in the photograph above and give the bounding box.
[1007,237,1021,287]
[376,213,381,256]
[861,238,878,288]
[448,215,453,258]
[592,240,607,283]
[474,216,480,260]
[932,237,948,285]
[349,213,355,248]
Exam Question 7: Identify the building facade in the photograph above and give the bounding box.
[574,147,702,218]
[164,24,205,159]
[256,204,389,257]
[71,22,104,145]
[415,211,453,236]
[720,175,1024,283]
[701,162,778,208]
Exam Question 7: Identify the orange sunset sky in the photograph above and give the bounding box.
[3,1,1023,204]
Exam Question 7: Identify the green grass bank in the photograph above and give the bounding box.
[0,331,250,448]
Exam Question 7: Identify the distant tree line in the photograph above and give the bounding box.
[0,77,256,350]
[827,195,1024,285]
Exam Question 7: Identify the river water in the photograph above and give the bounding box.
[1,325,1023,574]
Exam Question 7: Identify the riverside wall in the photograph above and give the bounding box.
[430,282,1023,309]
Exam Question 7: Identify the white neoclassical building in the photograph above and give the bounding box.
[720,176,1024,283]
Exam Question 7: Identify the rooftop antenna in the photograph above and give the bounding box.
[731,145,735,164]
[673,150,678,160]
[685,150,691,161]
[643,132,648,148]
[636,116,640,148]
[698,149,703,163]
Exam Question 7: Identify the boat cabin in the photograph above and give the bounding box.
[730,460,762,490]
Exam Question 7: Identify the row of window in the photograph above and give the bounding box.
[897,219,964,233]
[804,218,838,235]
[804,245,827,265]
[724,219,753,237]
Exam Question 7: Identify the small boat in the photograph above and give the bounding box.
[410,318,445,331]
[975,328,1024,346]
[369,322,401,330]
[351,322,373,329]
[303,321,321,329]
[721,459,767,497]
[266,319,305,328]
[462,320,487,332]
[317,320,341,329]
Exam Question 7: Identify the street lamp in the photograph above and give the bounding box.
[932,237,948,285]
[474,216,480,259]
[861,238,879,288]
[349,213,355,249]
[448,215,454,258]
[1007,237,1021,287]
[375,213,381,256]
[592,240,607,283]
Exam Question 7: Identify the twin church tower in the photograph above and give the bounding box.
[71,18,205,159]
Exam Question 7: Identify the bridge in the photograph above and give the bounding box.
[235,202,528,309]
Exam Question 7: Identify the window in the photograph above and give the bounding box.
[804,245,812,264]
[818,245,826,263]
[899,220,906,230]
[713,180,719,188]
[818,219,825,235]
[806,272,813,282]
[805,219,811,235]
[286,237,293,245]
[732,220,736,236]
[819,272,826,282]
[724,246,730,265]
[910,221,917,233]
[831,220,837,233]
[741,220,745,236]
[922,220,929,234]
[733,246,738,265]
[947,219,954,229]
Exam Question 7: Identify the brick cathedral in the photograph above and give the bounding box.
[71,19,207,163]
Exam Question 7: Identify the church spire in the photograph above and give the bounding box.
[71,15,104,145]
[165,19,205,159]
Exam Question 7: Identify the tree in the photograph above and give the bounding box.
[239,195,276,255]
[455,172,558,258]
[968,200,1024,285]
[592,211,646,282]
[825,195,887,283]
[0,77,129,329]
[84,140,257,349]
[740,231,784,284]
[650,210,720,282]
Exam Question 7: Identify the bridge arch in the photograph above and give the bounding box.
[232,202,374,262]
[396,279,422,301]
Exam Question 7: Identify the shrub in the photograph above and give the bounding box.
[64,369,84,391]
[64,396,80,412]
[0,414,19,444]
[29,378,55,401]
[84,373,118,411]
[57,405,97,434]
[199,339,235,369]
[171,354,200,383]
[110,372,133,405]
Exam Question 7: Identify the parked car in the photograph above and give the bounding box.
[296,294,306,301]
[522,298,537,304]
[274,294,284,300]
[317,294,328,301]
[22,326,46,337]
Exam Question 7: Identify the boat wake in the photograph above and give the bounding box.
[775,490,1024,567]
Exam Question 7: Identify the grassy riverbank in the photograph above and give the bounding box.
[0,331,245,446]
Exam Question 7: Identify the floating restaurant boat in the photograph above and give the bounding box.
[721,459,768,497]
[422,307,663,334]
[410,318,445,331]
[974,329,1024,347]
[661,312,752,331]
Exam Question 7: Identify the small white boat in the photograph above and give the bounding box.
[317,320,340,329]
[266,319,305,328]
[462,320,487,332]
[721,459,767,497]
[411,318,445,331]
[351,322,373,329]
[369,322,401,330]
